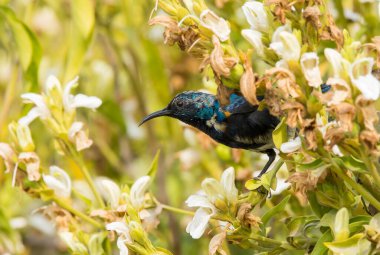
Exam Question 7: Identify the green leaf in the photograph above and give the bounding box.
[147,150,160,181]
[261,195,291,226]
[324,233,367,255]
[245,178,262,190]
[0,6,41,91]
[64,0,95,81]
[339,156,367,173]
[272,117,287,149]
[310,230,332,255]
[298,159,324,171]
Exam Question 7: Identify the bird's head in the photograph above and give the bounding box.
[139,91,220,126]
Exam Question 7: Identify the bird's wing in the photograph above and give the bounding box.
[246,108,279,130]
[223,94,259,115]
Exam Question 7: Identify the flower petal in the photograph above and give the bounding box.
[241,29,264,56]
[201,178,224,203]
[280,137,301,153]
[106,221,130,237]
[200,10,230,42]
[68,122,93,151]
[43,166,71,198]
[63,76,79,112]
[185,194,215,211]
[130,176,151,210]
[72,94,102,109]
[117,237,129,255]
[95,177,121,209]
[220,167,238,204]
[186,208,212,239]
[324,48,343,78]
[18,107,42,126]
[242,1,269,32]
[349,57,380,100]
[300,52,322,88]
[21,93,50,119]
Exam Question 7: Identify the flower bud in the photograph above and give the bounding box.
[300,52,322,88]
[242,1,269,32]
[241,29,264,56]
[9,122,35,152]
[220,167,238,205]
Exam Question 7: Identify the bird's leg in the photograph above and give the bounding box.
[257,149,276,178]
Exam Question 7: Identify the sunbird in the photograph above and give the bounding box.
[139,91,279,177]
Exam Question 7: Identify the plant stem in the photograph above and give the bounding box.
[72,151,105,208]
[330,162,380,211]
[160,203,230,221]
[52,197,103,229]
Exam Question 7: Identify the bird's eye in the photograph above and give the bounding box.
[176,101,184,107]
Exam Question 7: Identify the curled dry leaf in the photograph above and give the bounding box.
[266,67,300,99]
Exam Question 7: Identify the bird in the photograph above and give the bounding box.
[139,91,280,177]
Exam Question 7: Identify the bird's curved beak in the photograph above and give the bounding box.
[139,108,172,126]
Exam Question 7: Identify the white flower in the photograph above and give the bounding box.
[280,137,301,153]
[199,10,230,42]
[63,76,102,112]
[324,48,344,78]
[186,208,213,239]
[106,221,132,255]
[300,52,322,88]
[185,167,238,239]
[270,29,300,61]
[95,177,121,209]
[68,122,93,151]
[130,176,151,210]
[43,166,71,198]
[242,1,269,32]
[349,57,380,100]
[19,93,51,126]
[241,29,264,56]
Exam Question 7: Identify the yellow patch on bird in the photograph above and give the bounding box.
[224,111,231,117]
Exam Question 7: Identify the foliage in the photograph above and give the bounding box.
[0,0,380,254]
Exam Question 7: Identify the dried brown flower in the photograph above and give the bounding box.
[265,0,292,24]
[37,204,73,231]
[329,103,356,132]
[301,118,318,150]
[18,152,41,181]
[209,231,227,255]
[303,6,321,28]
[240,54,259,106]
[320,14,344,49]
[210,36,238,78]
[360,130,380,154]
[287,170,325,205]
[149,16,200,52]
[237,203,262,228]
[324,126,345,149]
[266,67,300,99]
[281,101,305,128]
[0,143,16,173]
[356,95,379,131]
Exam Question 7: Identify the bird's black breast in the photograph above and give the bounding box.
[221,108,279,151]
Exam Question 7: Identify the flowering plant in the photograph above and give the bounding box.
[1,0,380,254]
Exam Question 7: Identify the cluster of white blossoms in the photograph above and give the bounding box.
[185,167,238,239]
